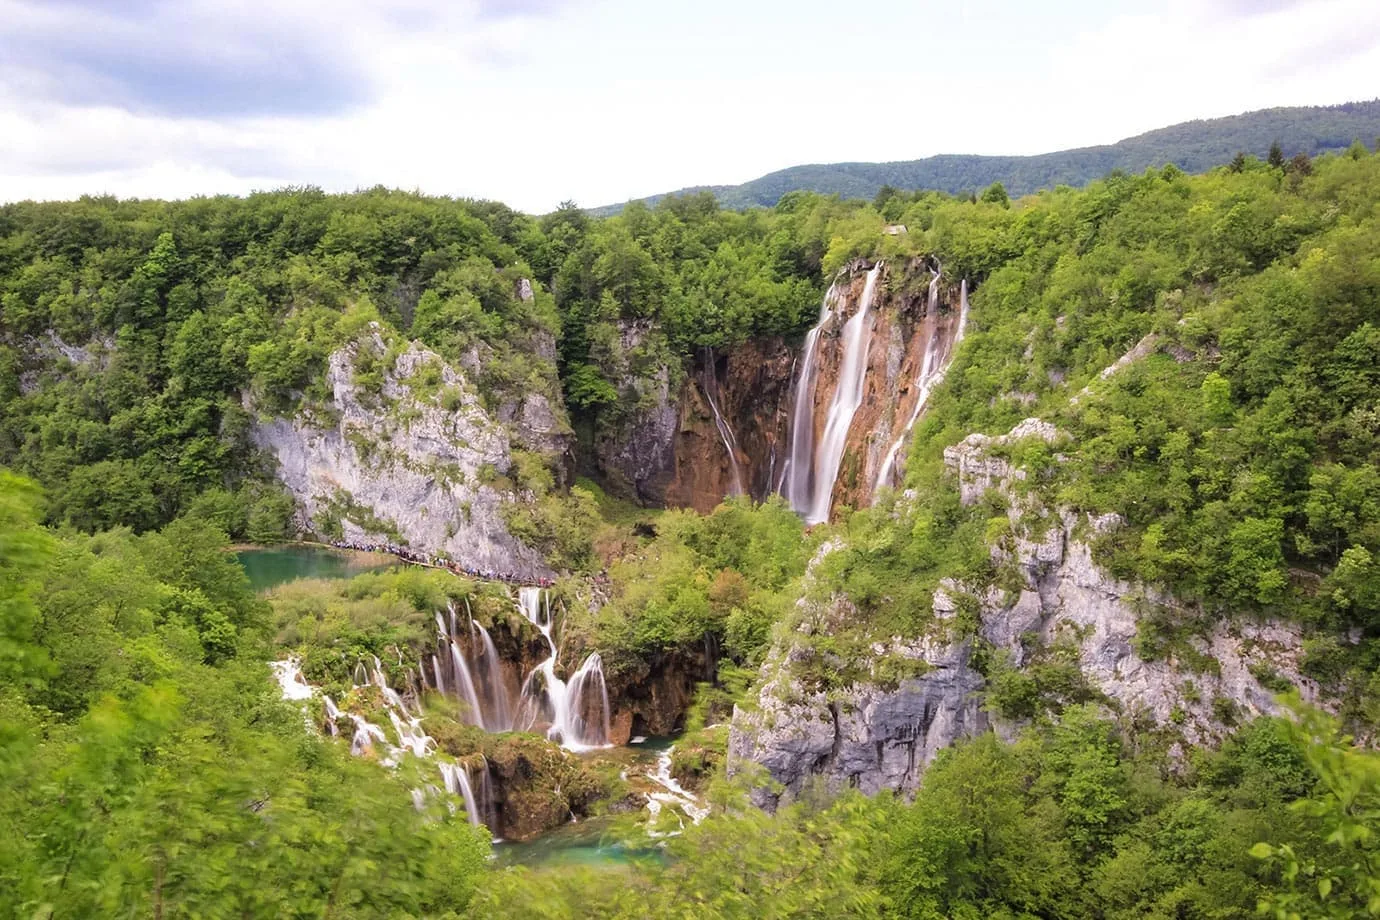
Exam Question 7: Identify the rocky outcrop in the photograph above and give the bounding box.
[459,324,574,467]
[946,420,1316,743]
[729,627,987,810]
[250,325,552,579]
[729,415,1316,808]
[662,341,797,512]
[603,648,710,743]
[17,330,114,395]
[594,321,682,504]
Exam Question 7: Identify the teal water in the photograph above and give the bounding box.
[236,546,393,592]
[493,816,664,869]
[493,736,680,869]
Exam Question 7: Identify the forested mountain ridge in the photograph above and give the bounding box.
[594,99,1380,214]
[4,141,1380,917]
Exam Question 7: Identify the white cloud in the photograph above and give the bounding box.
[0,0,1375,212]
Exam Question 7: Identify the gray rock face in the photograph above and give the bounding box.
[730,415,1316,807]
[595,321,679,503]
[729,624,987,810]
[19,331,114,395]
[250,326,551,579]
[942,417,1058,505]
[495,329,573,460]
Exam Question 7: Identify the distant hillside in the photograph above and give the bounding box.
[594,100,1380,214]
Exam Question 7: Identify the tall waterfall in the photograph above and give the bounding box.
[802,262,884,524]
[701,348,746,496]
[873,274,970,493]
[781,281,843,511]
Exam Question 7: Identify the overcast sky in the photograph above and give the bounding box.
[1,0,1376,213]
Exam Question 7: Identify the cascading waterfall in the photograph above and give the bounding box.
[701,348,746,496]
[802,261,884,524]
[271,583,702,839]
[284,654,500,830]
[873,273,971,493]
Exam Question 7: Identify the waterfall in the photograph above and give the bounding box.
[513,587,611,751]
[873,273,971,494]
[701,348,746,496]
[781,282,842,510]
[471,619,513,731]
[270,586,633,841]
[440,761,482,828]
[564,652,612,749]
[958,276,970,339]
[448,637,486,729]
[323,695,340,736]
[803,262,884,524]
[431,651,445,696]
[271,659,314,701]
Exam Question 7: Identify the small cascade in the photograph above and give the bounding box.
[471,619,513,730]
[701,347,746,496]
[431,652,446,696]
[323,695,341,736]
[804,261,884,524]
[564,652,613,748]
[440,607,487,730]
[873,272,971,493]
[513,587,611,751]
[644,747,709,836]
[440,761,485,828]
[275,654,504,833]
[271,659,315,701]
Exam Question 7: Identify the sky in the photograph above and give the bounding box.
[1,0,1377,213]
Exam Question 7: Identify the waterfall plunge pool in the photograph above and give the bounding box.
[493,736,680,869]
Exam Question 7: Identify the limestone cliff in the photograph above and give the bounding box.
[250,325,553,579]
[728,415,1317,809]
[593,320,682,504]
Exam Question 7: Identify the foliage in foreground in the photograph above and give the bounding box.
[0,471,489,918]
[474,703,1380,920]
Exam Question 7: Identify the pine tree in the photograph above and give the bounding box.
[1268,141,1285,169]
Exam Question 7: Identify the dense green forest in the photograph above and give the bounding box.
[4,137,1380,916]
[597,100,1380,213]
